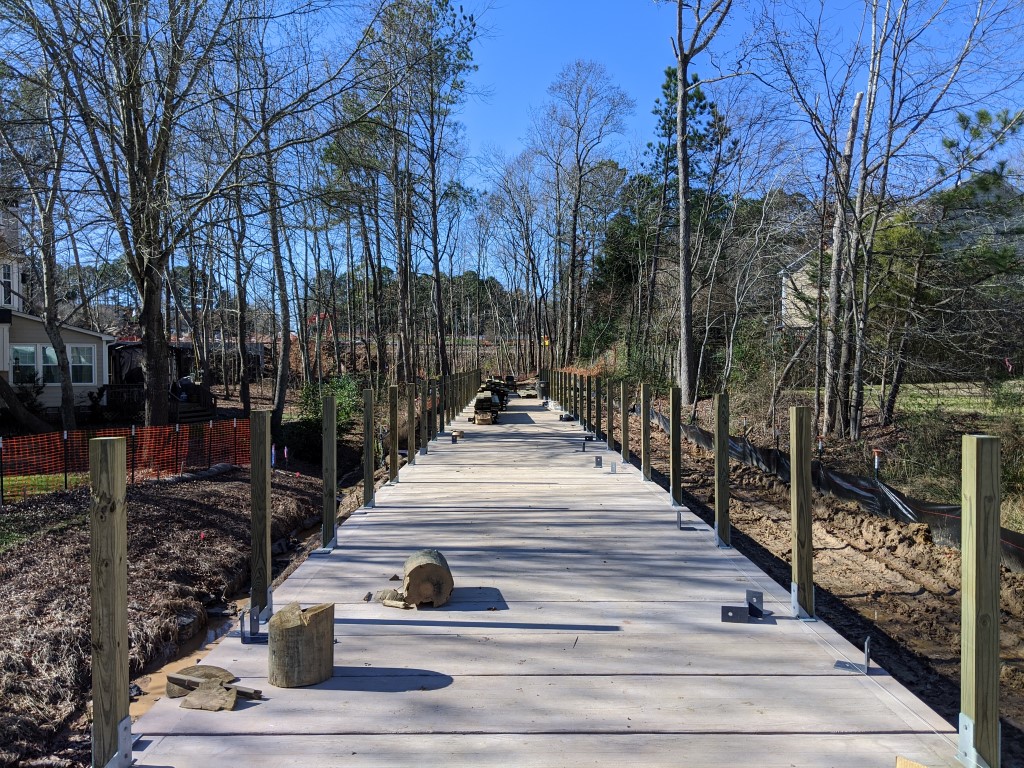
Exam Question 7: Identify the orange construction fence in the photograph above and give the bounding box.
[0,419,252,505]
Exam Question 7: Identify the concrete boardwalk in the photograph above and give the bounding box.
[134,396,958,767]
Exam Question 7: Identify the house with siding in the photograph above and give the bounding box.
[0,201,113,414]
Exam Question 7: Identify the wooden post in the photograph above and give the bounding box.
[90,437,129,768]
[438,376,446,434]
[714,392,731,547]
[789,406,813,618]
[406,384,416,466]
[620,380,630,464]
[362,389,375,508]
[670,386,682,506]
[388,385,399,483]
[595,378,603,441]
[322,396,337,548]
[419,379,428,455]
[960,434,1001,768]
[607,378,614,451]
[641,383,651,480]
[250,411,272,618]
[586,375,593,431]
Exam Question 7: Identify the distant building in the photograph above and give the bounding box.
[0,200,113,413]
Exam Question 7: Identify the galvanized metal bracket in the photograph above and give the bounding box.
[100,716,133,768]
[790,582,816,621]
[594,456,603,468]
[238,607,269,645]
[834,635,872,674]
[722,590,766,624]
[958,713,997,768]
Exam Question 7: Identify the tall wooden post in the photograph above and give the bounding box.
[714,393,731,547]
[322,396,337,547]
[789,406,814,618]
[960,435,1001,768]
[607,378,614,451]
[670,386,682,506]
[595,378,603,441]
[362,389,375,508]
[641,383,651,480]
[586,375,593,431]
[419,380,428,455]
[250,411,272,618]
[90,437,130,768]
[388,386,399,483]
[620,380,630,464]
[406,384,416,466]
[438,376,447,434]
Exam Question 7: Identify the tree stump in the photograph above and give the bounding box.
[402,549,454,607]
[267,602,334,688]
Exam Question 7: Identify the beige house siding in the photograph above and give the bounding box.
[780,262,817,330]
[0,312,112,409]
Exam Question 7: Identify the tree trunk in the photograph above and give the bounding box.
[823,92,863,436]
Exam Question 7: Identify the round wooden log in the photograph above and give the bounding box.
[402,549,454,607]
[267,602,335,688]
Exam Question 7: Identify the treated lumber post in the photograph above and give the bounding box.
[322,395,337,547]
[595,378,603,441]
[438,376,447,434]
[388,385,399,483]
[620,380,630,464]
[670,386,682,506]
[406,384,416,466]
[90,437,130,768]
[250,411,272,618]
[586,375,593,431]
[960,434,1001,768]
[419,379,428,455]
[789,405,814,618]
[607,378,614,451]
[714,392,731,547]
[641,383,651,481]
[363,389,375,508]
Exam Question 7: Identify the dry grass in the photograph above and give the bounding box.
[1004,494,1024,535]
[0,470,322,766]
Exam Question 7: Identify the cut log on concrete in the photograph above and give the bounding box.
[166,665,235,698]
[402,549,454,607]
[267,602,335,688]
[179,680,237,711]
[167,672,262,701]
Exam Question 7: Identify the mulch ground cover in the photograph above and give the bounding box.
[0,469,323,767]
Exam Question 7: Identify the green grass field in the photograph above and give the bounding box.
[1,472,89,502]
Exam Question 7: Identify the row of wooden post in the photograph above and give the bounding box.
[331,371,482,516]
[86,371,1001,767]
[545,368,1003,767]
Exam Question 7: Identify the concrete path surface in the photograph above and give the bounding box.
[133,396,958,767]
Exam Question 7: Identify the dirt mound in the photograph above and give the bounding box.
[0,469,321,766]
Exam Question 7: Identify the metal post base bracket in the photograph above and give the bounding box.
[834,636,873,675]
[790,582,816,621]
[958,713,997,768]
[237,607,269,645]
[98,716,133,768]
[721,591,772,624]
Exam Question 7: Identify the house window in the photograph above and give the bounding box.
[70,345,95,384]
[10,343,96,386]
[1,264,11,306]
[10,345,36,384]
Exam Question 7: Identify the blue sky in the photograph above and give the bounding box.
[460,0,689,162]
